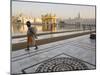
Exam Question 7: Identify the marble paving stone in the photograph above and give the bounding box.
[23,53,95,73]
[11,34,96,74]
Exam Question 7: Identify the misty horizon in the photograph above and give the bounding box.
[12,1,95,19]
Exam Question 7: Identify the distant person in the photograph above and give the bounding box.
[26,21,38,50]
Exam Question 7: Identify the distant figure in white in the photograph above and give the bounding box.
[26,21,38,50]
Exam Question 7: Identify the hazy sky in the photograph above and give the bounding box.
[12,1,95,19]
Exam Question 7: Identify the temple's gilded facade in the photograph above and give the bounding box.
[41,14,57,32]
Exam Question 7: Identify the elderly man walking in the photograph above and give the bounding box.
[26,21,38,50]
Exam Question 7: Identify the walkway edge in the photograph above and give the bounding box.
[12,31,95,51]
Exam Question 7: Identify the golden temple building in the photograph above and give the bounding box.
[41,14,57,32]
